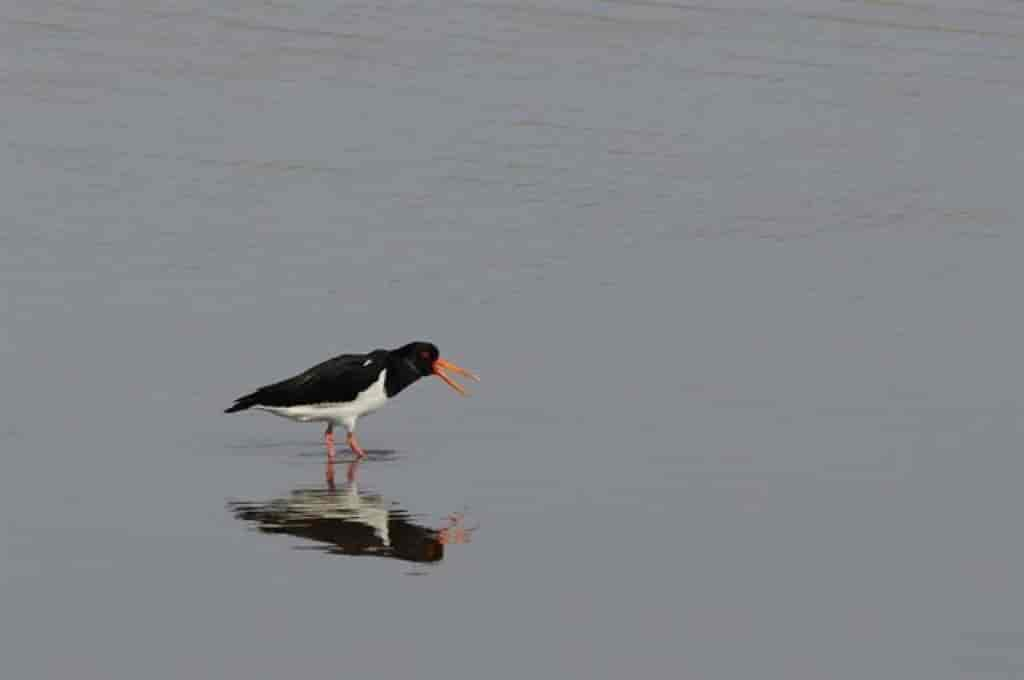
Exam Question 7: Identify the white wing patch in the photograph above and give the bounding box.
[363,359,373,366]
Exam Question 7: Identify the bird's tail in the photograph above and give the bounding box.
[224,392,261,413]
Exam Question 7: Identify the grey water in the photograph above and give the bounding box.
[2,1,1024,678]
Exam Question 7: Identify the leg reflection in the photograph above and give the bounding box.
[325,459,336,489]
[346,458,360,484]
[324,458,361,490]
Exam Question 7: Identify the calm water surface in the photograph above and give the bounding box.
[2,1,1024,678]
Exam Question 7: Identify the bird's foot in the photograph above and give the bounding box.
[346,433,367,459]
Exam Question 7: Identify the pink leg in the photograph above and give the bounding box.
[325,460,336,489]
[346,431,367,459]
[346,459,360,483]
[324,424,336,462]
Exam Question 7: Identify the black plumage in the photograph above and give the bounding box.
[223,340,477,461]
[224,342,433,413]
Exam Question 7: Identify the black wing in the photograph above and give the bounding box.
[225,351,387,412]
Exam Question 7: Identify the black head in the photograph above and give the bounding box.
[391,341,479,396]
[395,341,440,376]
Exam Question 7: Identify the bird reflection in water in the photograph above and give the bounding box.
[228,460,475,564]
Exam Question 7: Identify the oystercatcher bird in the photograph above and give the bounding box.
[225,341,478,460]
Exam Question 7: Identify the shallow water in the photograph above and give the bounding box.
[2,1,1024,678]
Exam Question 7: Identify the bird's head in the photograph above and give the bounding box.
[397,341,479,396]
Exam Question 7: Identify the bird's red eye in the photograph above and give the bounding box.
[421,351,431,359]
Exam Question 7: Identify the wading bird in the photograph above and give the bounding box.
[225,341,478,459]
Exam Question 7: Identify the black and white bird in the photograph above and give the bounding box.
[225,341,478,459]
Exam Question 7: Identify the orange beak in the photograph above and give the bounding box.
[432,357,480,397]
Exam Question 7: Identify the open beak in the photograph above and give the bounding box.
[432,357,480,397]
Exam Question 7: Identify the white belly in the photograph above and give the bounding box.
[255,369,389,432]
